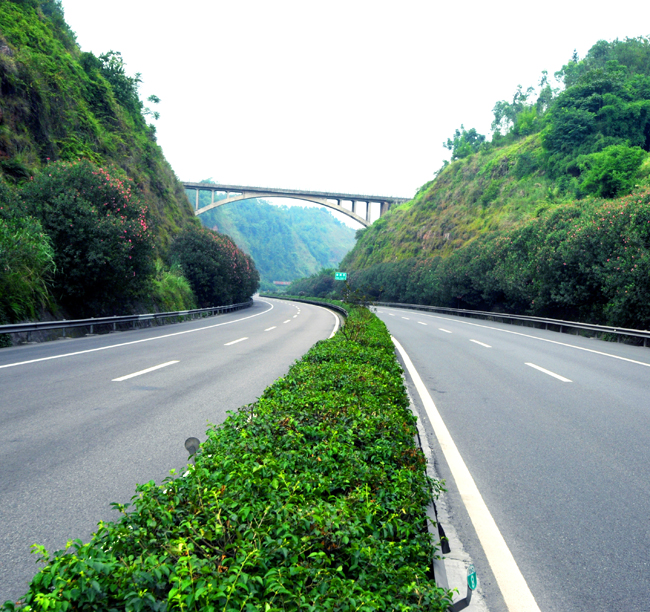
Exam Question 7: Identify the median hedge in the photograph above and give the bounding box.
[3,305,451,611]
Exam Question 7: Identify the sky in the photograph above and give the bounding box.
[60,1,650,225]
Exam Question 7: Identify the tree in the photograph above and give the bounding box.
[443,125,486,160]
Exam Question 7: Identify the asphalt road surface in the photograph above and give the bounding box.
[376,306,650,612]
[0,298,337,603]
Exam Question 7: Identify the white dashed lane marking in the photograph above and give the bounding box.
[525,362,572,382]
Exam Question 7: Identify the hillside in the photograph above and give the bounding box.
[0,0,196,247]
[191,191,356,291]
[0,1,258,324]
[311,37,650,329]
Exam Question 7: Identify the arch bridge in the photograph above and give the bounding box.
[182,182,410,227]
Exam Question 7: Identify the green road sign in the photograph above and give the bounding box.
[335,272,347,281]
[467,564,477,590]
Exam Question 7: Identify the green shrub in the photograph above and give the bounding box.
[150,262,196,312]
[0,181,54,323]
[19,160,155,316]
[4,307,451,611]
[170,226,259,307]
[579,144,647,197]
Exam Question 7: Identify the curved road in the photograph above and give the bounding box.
[376,306,650,612]
[0,298,337,603]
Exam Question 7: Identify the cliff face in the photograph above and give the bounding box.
[0,0,197,248]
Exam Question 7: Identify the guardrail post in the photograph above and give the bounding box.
[113,322,116,332]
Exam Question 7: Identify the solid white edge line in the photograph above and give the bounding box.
[391,335,541,612]
[384,308,650,369]
[225,337,248,346]
[112,360,179,382]
[1,301,275,370]
[264,326,277,331]
[525,362,572,382]
[470,339,492,348]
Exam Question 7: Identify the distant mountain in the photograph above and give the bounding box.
[190,195,356,291]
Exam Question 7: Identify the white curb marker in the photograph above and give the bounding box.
[392,336,541,612]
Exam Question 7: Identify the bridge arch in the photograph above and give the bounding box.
[183,182,410,228]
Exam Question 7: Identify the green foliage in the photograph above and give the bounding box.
[579,144,646,197]
[4,307,451,611]
[170,226,259,307]
[150,262,196,312]
[19,160,155,316]
[443,125,485,160]
[0,180,54,322]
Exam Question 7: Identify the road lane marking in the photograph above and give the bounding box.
[470,339,492,348]
[388,313,395,316]
[439,328,452,334]
[0,301,275,370]
[113,360,179,382]
[225,337,248,346]
[384,308,650,369]
[283,320,291,323]
[392,336,541,612]
[418,322,427,326]
[402,317,410,320]
[525,362,572,382]
[264,326,277,331]
[293,315,298,318]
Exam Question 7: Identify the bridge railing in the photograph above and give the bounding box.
[0,301,254,341]
[374,301,650,346]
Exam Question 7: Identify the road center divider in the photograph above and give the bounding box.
[4,302,453,611]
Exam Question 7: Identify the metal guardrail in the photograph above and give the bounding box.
[375,302,650,346]
[0,300,254,339]
[259,294,349,318]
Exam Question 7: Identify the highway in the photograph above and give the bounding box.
[0,298,338,603]
[376,306,650,612]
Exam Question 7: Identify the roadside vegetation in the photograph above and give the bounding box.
[2,305,451,611]
[299,37,650,330]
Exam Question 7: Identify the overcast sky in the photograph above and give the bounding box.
[60,1,649,224]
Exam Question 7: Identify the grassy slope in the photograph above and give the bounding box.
[342,133,650,272]
[0,2,196,250]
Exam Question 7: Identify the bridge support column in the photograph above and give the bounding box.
[366,202,371,223]
[211,190,215,205]
[380,201,390,216]
[195,189,199,211]
[351,201,356,214]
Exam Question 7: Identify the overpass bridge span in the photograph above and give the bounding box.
[182,182,410,227]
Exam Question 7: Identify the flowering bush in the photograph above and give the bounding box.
[19,160,154,316]
[170,226,259,307]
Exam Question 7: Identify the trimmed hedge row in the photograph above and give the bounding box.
[4,306,451,611]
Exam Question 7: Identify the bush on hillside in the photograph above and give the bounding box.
[19,160,154,317]
[0,181,55,324]
[578,144,647,197]
[170,226,259,307]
